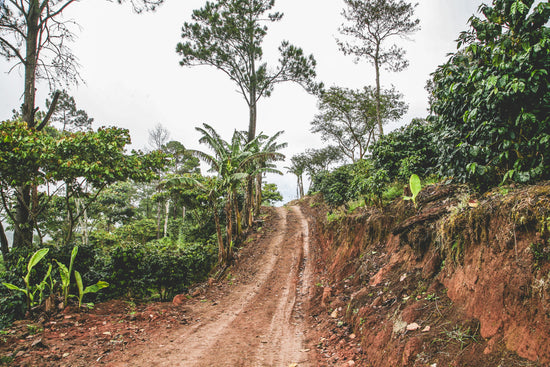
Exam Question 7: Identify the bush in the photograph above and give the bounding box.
[429,0,550,189]
[109,239,216,300]
[370,118,438,181]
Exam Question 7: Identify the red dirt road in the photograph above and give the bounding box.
[106,205,314,366]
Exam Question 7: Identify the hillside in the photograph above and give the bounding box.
[301,182,550,366]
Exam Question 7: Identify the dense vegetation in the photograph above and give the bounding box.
[301,0,549,207]
[1,0,549,334]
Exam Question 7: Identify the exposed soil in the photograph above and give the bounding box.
[300,183,550,367]
[0,206,318,366]
[2,183,550,367]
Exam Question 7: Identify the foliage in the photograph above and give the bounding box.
[370,118,438,181]
[74,271,109,308]
[261,183,283,206]
[337,0,420,136]
[0,121,167,248]
[430,0,550,189]
[310,159,395,207]
[176,0,319,140]
[403,174,422,208]
[2,248,50,310]
[109,240,216,300]
[311,86,407,161]
[294,146,345,181]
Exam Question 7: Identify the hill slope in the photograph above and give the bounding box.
[301,183,550,366]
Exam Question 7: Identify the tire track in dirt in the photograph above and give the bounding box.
[108,205,313,367]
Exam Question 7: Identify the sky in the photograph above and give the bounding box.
[0,0,485,202]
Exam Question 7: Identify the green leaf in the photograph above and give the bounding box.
[409,174,422,198]
[27,248,49,274]
[2,282,27,294]
[83,281,110,295]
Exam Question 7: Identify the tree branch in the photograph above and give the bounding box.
[36,89,60,130]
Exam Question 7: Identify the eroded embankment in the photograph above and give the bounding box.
[302,183,550,367]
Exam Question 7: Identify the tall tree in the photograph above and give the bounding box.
[45,90,93,132]
[176,0,320,142]
[337,0,419,137]
[311,86,407,162]
[0,0,165,248]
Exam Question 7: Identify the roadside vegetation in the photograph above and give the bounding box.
[0,2,548,359]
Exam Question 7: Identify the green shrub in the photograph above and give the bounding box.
[370,118,438,182]
[430,0,550,189]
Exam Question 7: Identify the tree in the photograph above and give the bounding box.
[148,123,170,151]
[311,86,407,161]
[0,0,165,248]
[45,90,93,132]
[176,0,320,142]
[286,155,307,199]
[0,121,166,254]
[163,140,200,175]
[430,0,550,188]
[261,182,282,206]
[337,0,419,137]
[294,146,344,181]
[191,123,284,263]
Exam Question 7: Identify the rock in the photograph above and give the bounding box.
[349,333,356,339]
[406,322,420,331]
[348,360,356,366]
[422,326,431,332]
[172,294,187,306]
[393,319,407,334]
[330,309,338,318]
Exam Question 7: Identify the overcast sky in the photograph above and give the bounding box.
[0,0,485,202]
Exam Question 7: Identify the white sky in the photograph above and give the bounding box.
[0,0,485,202]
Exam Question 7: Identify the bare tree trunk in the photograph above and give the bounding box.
[156,200,162,239]
[13,1,39,248]
[13,186,33,248]
[163,199,170,237]
[245,177,254,228]
[0,221,9,259]
[374,46,383,137]
[254,173,262,216]
[232,189,242,238]
[225,199,233,262]
[213,210,225,264]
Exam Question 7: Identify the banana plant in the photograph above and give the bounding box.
[2,248,50,310]
[74,270,109,308]
[55,245,78,308]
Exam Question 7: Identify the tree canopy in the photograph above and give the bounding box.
[311,86,407,161]
[338,0,419,137]
[176,0,320,141]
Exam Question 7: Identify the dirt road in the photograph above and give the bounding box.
[107,205,314,366]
